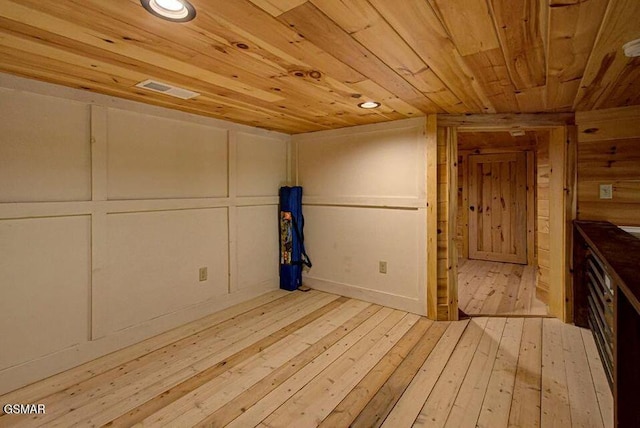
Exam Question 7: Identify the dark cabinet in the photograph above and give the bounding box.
[574,221,640,427]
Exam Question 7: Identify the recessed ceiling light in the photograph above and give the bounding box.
[140,0,196,22]
[623,38,640,57]
[358,101,381,109]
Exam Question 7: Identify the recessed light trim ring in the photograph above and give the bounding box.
[623,38,640,58]
[358,101,381,109]
[141,0,196,22]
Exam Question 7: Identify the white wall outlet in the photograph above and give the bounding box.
[599,184,613,200]
[379,261,387,274]
[199,267,208,282]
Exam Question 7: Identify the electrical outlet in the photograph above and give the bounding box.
[199,267,208,282]
[379,261,387,274]
[599,184,613,199]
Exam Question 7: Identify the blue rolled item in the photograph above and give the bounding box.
[279,186,312,291]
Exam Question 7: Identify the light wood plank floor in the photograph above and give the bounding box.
[0,289,611,427]
[458,258,549,316]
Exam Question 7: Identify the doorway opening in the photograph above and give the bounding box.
[429,116,574,322]
[456,130,550,317]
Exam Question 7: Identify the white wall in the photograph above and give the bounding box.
[0,74,289,394]
[106,109,229,200]
[0,89,91,202]
[293,118,428,314]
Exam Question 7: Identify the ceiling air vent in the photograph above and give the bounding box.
[135,79,200,100]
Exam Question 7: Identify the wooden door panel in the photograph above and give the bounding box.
[469,152,527,264]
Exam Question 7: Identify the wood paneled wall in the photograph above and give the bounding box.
[436,126,458,321]
[576,106,640,226]
[457,152,467,259]
[536,133,550,301]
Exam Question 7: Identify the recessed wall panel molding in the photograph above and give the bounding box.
[0,88,91,203]
[106,108,228,200]
[236,132,288,197]
[302,205,421,297]
[102,208,229,335]
[0,215,91,370]
[236,205,279,292]
[296,119,424,200]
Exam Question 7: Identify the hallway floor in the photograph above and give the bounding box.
[458,259,549,317]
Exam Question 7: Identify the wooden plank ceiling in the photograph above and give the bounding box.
[0,0,638,133]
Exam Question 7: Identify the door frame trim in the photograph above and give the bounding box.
[428,116,577,323]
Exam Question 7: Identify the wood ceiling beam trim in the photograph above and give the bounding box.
[458,131,538,153]
[438,113,575,128]
[367,0,496,114]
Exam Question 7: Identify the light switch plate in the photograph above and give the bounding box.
[599,184,613,199]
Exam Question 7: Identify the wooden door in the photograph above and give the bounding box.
[468,152,527,264]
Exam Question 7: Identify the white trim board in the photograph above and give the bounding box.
[302,277,425,316]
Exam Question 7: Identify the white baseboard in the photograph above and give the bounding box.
[0,286,277,395]
[302,276,425,316]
